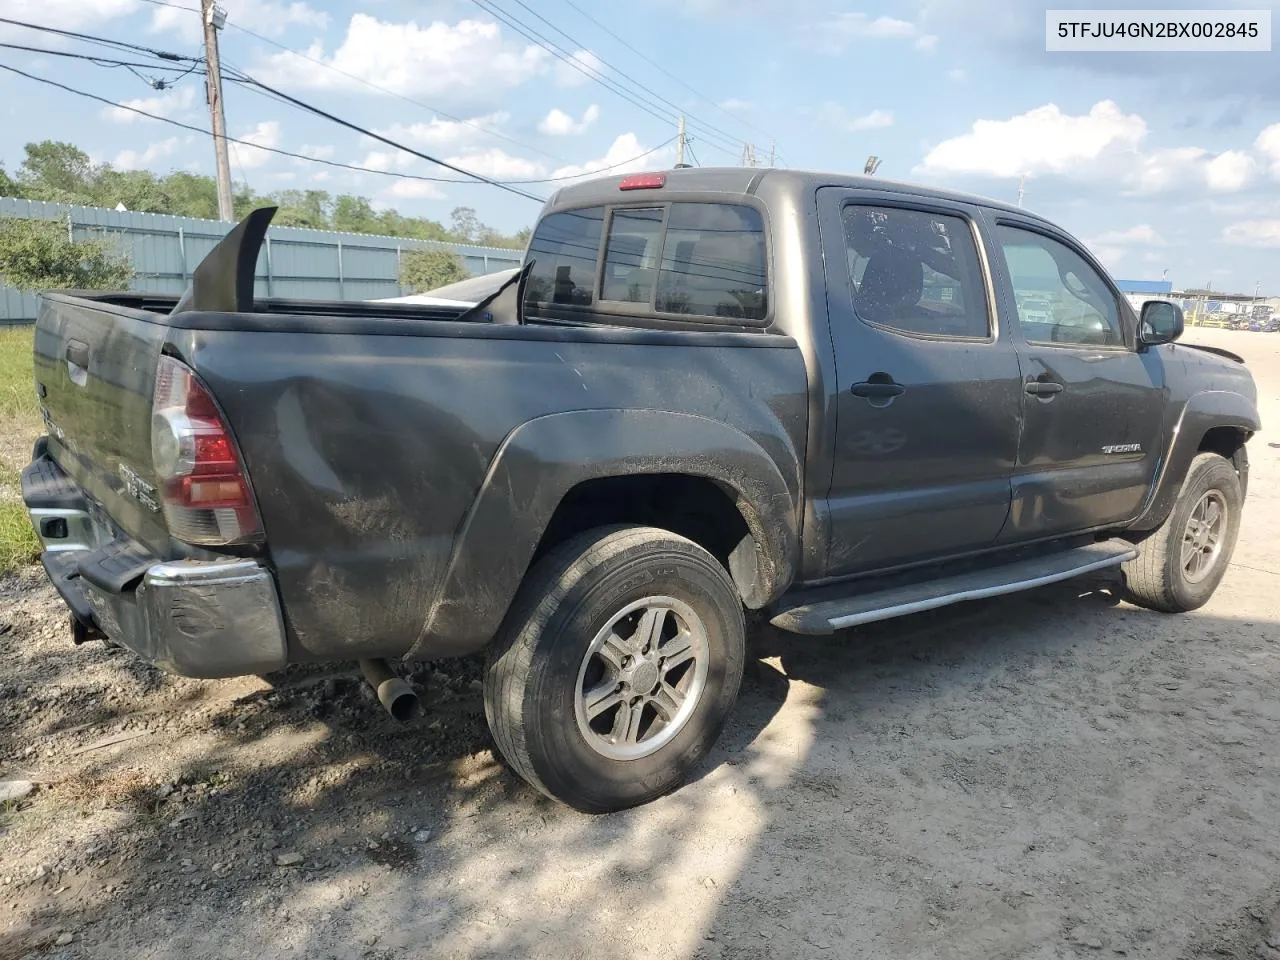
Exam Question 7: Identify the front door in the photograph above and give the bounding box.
[818,191,1024,578]
[986,218,1167,540]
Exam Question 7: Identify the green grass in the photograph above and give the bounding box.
[0,326,37,422]
[0,326,39,574]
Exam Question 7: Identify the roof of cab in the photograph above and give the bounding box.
[546,166,1052,225]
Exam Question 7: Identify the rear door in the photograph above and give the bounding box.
[983,216,1166,540]
[817,189,1023,577]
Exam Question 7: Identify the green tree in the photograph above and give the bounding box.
[0,164,16,197]
[400,248,467,293]
[0,217,133,291]
[17,141,95,203]
[270,189,332,228]
[450,205,483,243]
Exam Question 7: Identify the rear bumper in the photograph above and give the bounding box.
[23,447,287,679]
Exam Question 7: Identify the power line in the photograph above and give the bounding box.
[218,66,548,201]
[558,0,774,142]
[0,16,200,63]
[466,0,740,157]
[207,15,571,165]
[494,0,747,152]
[0,41,202,73]
[223,71,680,184]
[0,62,545,201]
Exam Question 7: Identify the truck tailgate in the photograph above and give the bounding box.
[33,293,172,555]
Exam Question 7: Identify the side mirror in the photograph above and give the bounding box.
[1138,300,1183,346]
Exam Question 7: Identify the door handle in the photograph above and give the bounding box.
[851,380,905,401]
[65,340,90,368]
[1024,380,1063,397]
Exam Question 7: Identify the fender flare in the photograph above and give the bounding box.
[1130,390,1259,531]
[408,409,801,659]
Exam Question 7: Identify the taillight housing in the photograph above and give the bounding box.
[151,355,262,546]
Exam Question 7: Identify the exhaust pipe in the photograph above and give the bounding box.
[359,659,419,722]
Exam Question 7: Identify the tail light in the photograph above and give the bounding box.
[151,355,262,546]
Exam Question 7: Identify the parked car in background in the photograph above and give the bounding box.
[23,169,1260,812]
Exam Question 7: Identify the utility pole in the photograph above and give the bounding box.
[768,141,775,167]
[1017,173,1026,207]
[201,0,234,222]
[675,115,686,167]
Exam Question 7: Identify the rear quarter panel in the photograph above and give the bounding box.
[172,321,807,660]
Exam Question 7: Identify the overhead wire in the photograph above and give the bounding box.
[494,0,748,153]
[0,41,200,73]
[557,0,775,142]
[465,0,741,158]
[0,16,200,63]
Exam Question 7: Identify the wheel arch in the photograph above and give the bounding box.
[408,409,801,660]
[1129,390,1257,533]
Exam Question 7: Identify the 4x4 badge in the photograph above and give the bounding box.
[118,463,161,512]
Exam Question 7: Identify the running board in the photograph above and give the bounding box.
[770,540,1138,635]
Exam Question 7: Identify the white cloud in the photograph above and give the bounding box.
[946,68,967,83]
[358,150,416,172]
[917,100,1265,196]
[300,145,335,160]
[1256,123,1280,178]
[102,86,195,124]
[1222,220,1280,247]
[1205,150,1257,192]
[848,109,894,131]
[720,98,753,112]
[114,136,180,170]
[555,50,604,88]
[256,15,545,97]
[376,112,510,151]
[537,105,601,136]
[549,133,673,181]
[0,0,136,36]
[1086,225,1166,246]
[918,101,1146,179]
[443,149,542,180]
[810,12,934,54]
[150,0,327,41]
[386,180,446,200]
[229,121,281,170]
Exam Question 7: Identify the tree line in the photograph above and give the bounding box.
[0,140,531,248]
[0,140,533,295]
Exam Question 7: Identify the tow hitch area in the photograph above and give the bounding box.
[70,614,105,646]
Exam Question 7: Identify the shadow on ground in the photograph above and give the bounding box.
[3,571,1280,960]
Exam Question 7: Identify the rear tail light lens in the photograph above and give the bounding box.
[618,173,666,191]
[152,355,262,546]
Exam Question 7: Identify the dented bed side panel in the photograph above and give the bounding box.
[176,324,808,661]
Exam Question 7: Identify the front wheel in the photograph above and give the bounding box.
[484,525,745,813]
[1122,452,1243,612]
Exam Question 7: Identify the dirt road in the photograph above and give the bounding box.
[3,328,1279,960]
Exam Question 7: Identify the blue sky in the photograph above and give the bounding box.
[1,0,1278,294]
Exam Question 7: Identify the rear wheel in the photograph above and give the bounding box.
[1122,452,1243,612]
[484,525,745,813]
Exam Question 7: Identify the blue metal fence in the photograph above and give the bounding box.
[0,197,524,324]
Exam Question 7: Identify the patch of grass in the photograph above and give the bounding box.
[0,326,36,422]
[0,498,39,574]
[0,328,40,573]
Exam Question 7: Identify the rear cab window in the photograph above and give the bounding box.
[523,201,768,324]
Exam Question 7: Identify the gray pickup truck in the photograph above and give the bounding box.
[23,168,1259,812]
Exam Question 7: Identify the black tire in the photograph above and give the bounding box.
[1122,452,1243,612]
[484,525,745,813]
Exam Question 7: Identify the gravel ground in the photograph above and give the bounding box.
[2,327,1279,960]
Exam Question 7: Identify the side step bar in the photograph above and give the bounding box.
[771,539,1138,635]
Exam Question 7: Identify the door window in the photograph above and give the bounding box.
[995,226,1124,347]
[841,205,990,339]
